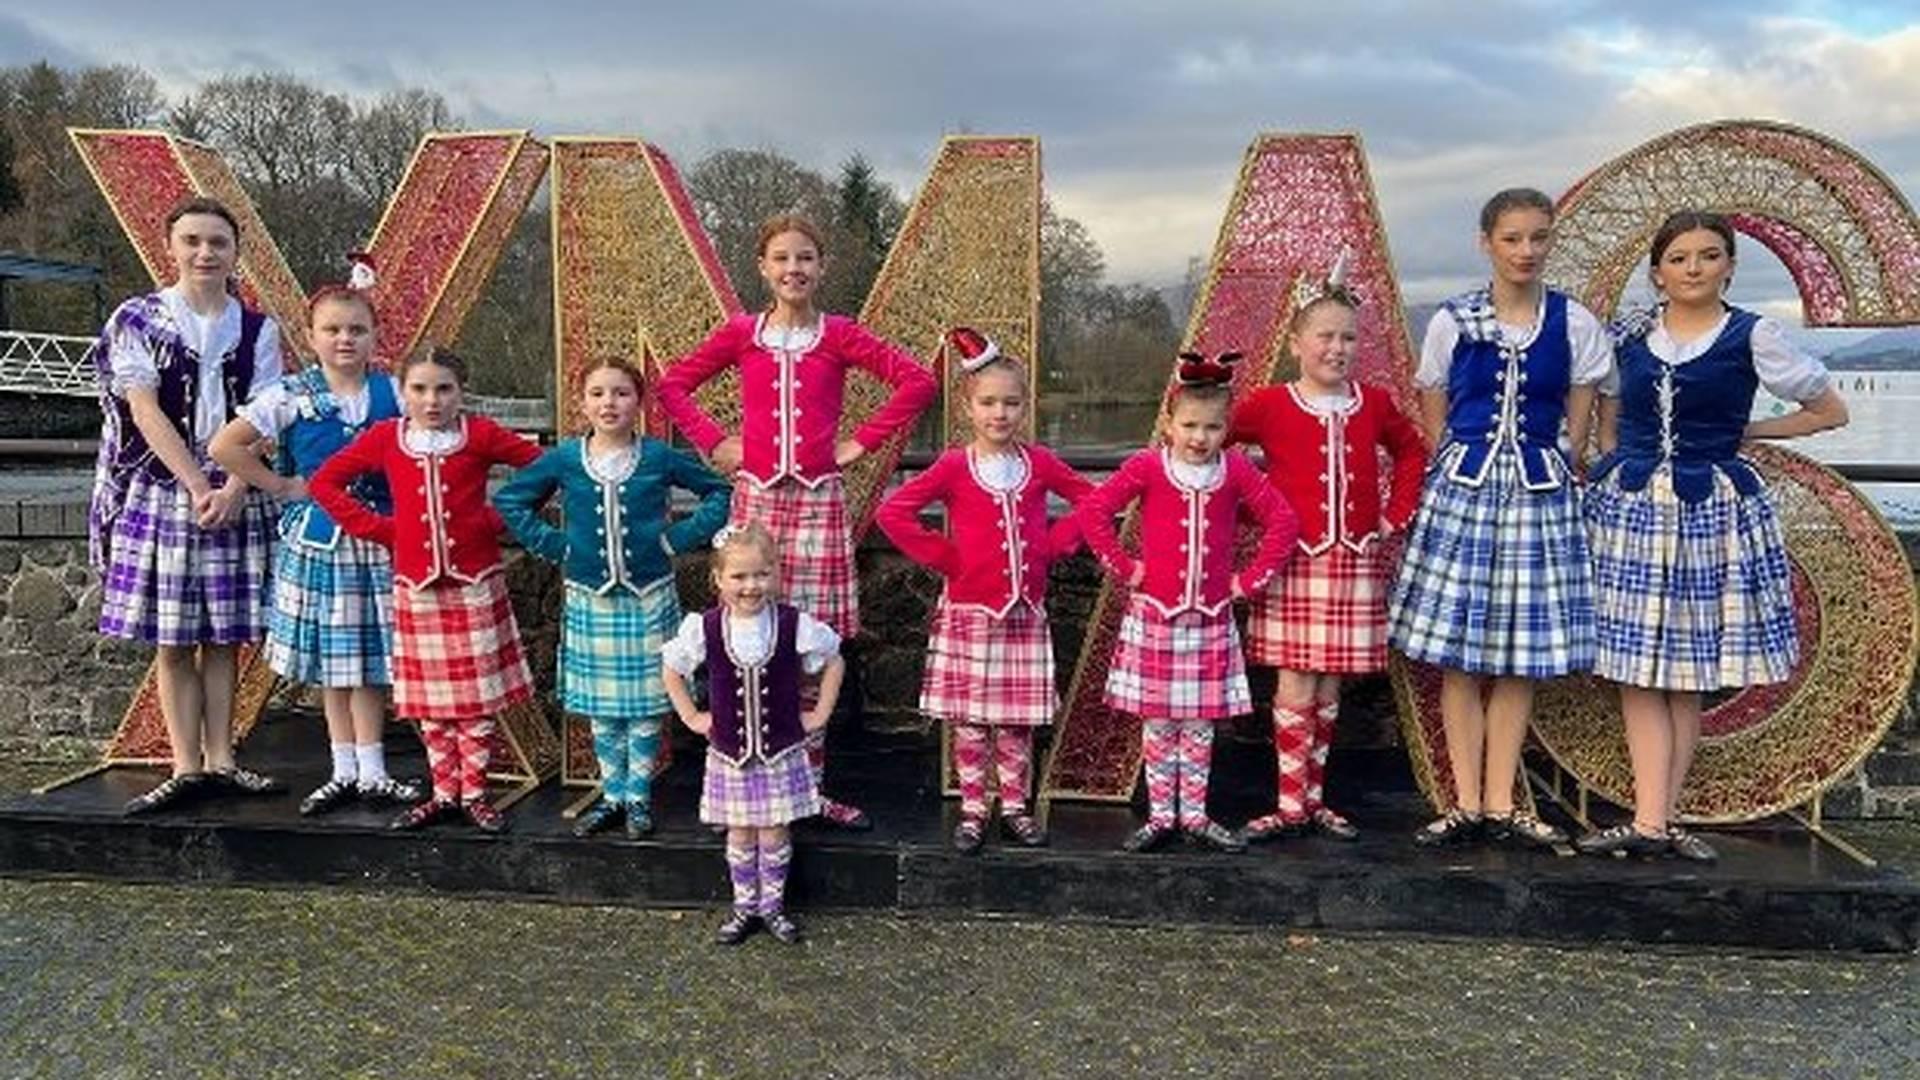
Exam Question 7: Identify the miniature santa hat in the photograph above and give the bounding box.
[947,326,999,372]
[347,251,377,292]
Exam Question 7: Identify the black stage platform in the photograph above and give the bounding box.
[2,710,1915,953]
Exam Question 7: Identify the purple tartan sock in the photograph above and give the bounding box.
[725,842,758,916]
[757,842,793,917]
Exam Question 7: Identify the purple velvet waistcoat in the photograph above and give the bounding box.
[704,604,807,766]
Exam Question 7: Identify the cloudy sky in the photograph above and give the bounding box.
[6,1,1920,317]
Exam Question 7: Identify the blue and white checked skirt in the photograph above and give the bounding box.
[1388,444,1595,678]
[265,532,394,687]
[97,470,273,646]
[558,578,679,719]
[1586,465,1797,692]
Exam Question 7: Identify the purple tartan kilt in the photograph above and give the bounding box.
[97,472,273,646]
[699,746,819,827]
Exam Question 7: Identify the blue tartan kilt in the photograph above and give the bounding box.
[559,579,680,719]
[1586,465,1797,692]
[265,532,394,687]
[1388,444,1596,678]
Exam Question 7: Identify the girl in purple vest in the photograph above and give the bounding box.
[1387,188,1614,848]
[91,197,284,814]
[1577,212,1847,861]
[663,522,845,945]
[210,274,421,816]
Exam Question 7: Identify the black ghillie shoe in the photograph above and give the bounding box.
[1310,807,1360,842]
[1664,826,1718,863]
[123,773,207,816]
[763,912,803,945]
[357,776,423,805]
[624,807,655,840]
[715,911,758,945]
[571,800,624,838]
[1413,809,1483,847]
[298,779,358,817]
[1486,812,1565,849]
[1185,821,1247,853]
[209,765,284,795]
[389,799,458,831]
[1121,824,1173,853]
[952,817,986,855]
[1575,824,1668,858]
[1000,812,1047,848]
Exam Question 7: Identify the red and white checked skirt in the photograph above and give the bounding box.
[391,575,535,720]
[733,477,859,637]
[1104,597,1251,720]
[920,600,1057,727]
[1247,543,1389,673]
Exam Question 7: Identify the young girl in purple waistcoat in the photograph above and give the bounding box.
[663,522,845,945]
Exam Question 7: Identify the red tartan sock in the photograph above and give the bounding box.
[1175,720,1215,830]
[453,716,495,803]
[993,727,1034,814]
[1141,719,1179,829]
[1306,700,1338,813]
[952,723,991,819]
[1273,703,1315,821]
[417,720,458,803]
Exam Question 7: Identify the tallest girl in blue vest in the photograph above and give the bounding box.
[1388,188,1614,848]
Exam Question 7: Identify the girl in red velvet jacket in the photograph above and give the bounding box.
[1228,262,1428,844]
[1078,354,1298,854]
[311,348,542,834]
[657,213,936,830]
[876,329,1093,854]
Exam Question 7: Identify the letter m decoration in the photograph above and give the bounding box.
[58,129,555,792]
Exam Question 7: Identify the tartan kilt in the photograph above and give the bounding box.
[1105,597,1251,720]
[97,470,273,646]
[1387,445,1595,678]
[265,532,394,687]
[1248,542,1389,673]
[390,575,534,720]
[699,747,819,827]
[559,579,679,719]
[920,600,1057,726]
[732,477,858,637]
[1586,465,1797,692]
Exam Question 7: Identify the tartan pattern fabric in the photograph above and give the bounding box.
[1105,598,1251,720]
[1248,543,1389,673]
[1141,718,1217,830]
[559,581,679,719]
[732,477,859,637]
[419,716,495,803]
[97,470,274,646]
[264,532,393,687]
[726,842,758,915]
[952,723,1035,818]
[590,716,663,806]
[920,601,1057,727]
[700,746,820,827]
[391,576,534,720]
[1586,467,1798,692]
[1271,703,1315,821]
[1309,701,1337,811]
[757,841,793,917]
[1388,446,1596,677]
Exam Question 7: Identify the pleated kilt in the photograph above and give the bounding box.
[390,575,534,720]
[97,470,273,646]
[920,599,1057,726]
[700,747,819,827]
[265,532,394,687]
[732,476,859,637]
[1388,445,1595,678]
[559,578,679,719]
[1586,465,1798,692]
[1105,597,1251,720]
[1248,542,1389,673]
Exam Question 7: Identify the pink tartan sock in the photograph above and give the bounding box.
[993,727,1034,814]
[1175,720,1215,830]
[1141,719,1180,829]
[1272,703,1315,821]
[952,723,991,819]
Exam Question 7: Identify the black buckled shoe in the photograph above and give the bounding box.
[1413,809,1483,847]
[1121,824,1173,853]
[624,807,655,840]
[1186,821,1247,853]
[572,800,624,838]
[715,911,758,945]
[298,778,358,817]
[1000,812,1047,847]
[1486,812,1566,849]
[1310,807,1360,842]
[1665,826,1718,863]
[389,799,458,831]
[952,817,986,855]
[763,912,803,944]
[209,765,284,796]
[462,799,509,834]
[1575,824,1668,858]
[123,773,207,816]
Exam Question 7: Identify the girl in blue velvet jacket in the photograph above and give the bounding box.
[495,357,731,838]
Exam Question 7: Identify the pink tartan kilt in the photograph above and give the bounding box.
[920,600,1057,727]
[391,575,534,720]
[733,477,858,637]
[1248,543,1389,673]
[1104,597,1251,720]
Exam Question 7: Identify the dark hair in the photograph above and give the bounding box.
[1648,210,1737,268]
[582,355,646,394]
[306,284,377,327]
[1167,382,1233,410]
[1478,188,1555,234]
[165,196,241,242]
[400,346,468,386]
[756,213,827,258]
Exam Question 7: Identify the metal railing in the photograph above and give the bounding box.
[0,331,97,397]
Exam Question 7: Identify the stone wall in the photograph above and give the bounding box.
[4,502,1917,818]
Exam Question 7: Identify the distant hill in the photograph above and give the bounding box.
[1825,327,1920,370]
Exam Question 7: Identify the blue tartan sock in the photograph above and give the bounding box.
[625,718,662,808]
[589,716,630,804]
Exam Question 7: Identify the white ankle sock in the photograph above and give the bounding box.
[330,743,358,784]
[354,742,390,787]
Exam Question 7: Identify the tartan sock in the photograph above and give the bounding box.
[1175,720,1215,830]
[353,742,390,787]
[626,718,662,809]
[329,743,358,785]
[417,720,459,803]
[452,717,495,803]
[993,727,1034,815]
[1273,704,1315,821]
[757,841,793,917]
[725,842,758,916]
[1306,701,1338,813]
[1141,719,1180,830]
[589,716,630,805]
[953,723,991,819]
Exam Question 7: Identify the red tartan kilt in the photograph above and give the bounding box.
[391,575,534,720]
[1248,543,1389,673]
[732,477,858,637]
[1104,598,1250,720]
[920,600,1057,726]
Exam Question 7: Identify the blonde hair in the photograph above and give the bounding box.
[711,521,779,577]
[581,354,645,396]
[756,213,827,258]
